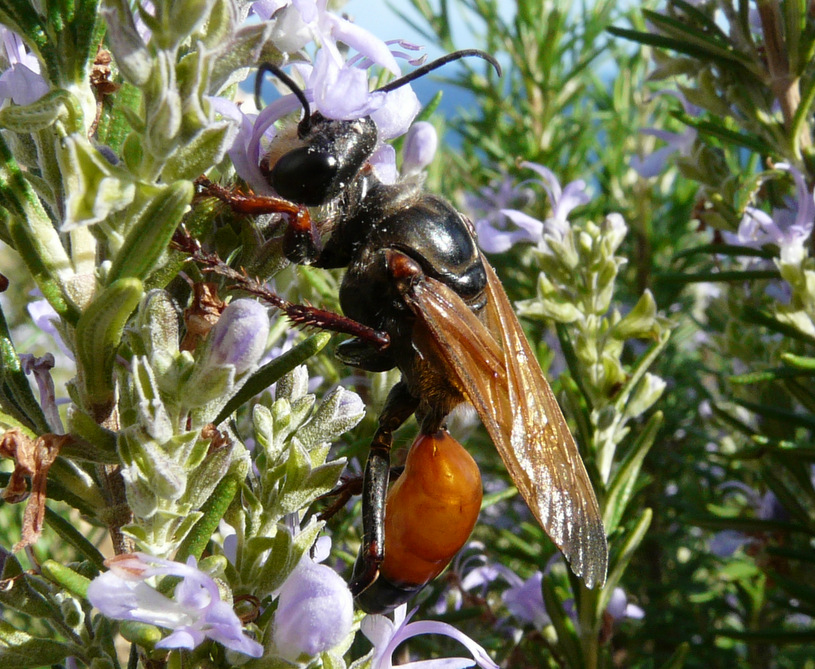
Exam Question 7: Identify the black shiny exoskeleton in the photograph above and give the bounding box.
[255,55,496,613]
[244,52,608,614]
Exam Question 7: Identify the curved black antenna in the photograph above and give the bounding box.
[254,62,312,135]
[375,49,501,94]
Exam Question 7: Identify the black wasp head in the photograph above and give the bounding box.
[254,63,378,207]
[255,51,501,208]
[267,113,377,207]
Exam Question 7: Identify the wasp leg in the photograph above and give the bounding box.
[317,465,405,522]
[349,381,418,597]
[195,177,322,264]
[317,476,362,522]
[173,227,391,351]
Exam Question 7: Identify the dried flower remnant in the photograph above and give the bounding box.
[0,429,69,551]
[19,354,63,434]
[180,281,226,352]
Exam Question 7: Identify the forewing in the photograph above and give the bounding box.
[481,260,607,587]
[404,259,608,588]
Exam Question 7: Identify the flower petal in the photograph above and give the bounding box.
[322,14,400,74]
[311,49,386,120]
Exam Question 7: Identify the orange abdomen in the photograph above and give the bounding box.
[380,430,482,587]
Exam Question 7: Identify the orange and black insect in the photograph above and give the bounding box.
[209,51,608,613]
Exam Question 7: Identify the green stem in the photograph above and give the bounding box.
[579,583,601,669]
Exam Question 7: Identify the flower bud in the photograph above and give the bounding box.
[402,121,438,176]
[273,559,353,660]
[207,299,269,375]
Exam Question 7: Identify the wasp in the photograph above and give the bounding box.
[208,51,608,613]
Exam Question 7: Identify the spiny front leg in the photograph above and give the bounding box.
[194,176,322,264]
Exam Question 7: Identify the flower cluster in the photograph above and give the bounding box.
[215,0,424,193]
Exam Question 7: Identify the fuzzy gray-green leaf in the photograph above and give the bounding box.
[107,181,193,283]
[0,90,83,133]
[75,277,143,413]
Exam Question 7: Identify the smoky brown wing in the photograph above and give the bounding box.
[404,259,608,588]
[480,259,608,587]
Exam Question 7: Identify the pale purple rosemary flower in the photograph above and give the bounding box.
[132,0,155,43]
[0,26,48,106]
[474,162,591,253]
[250,0,288,21]
[501,571,550,629]
[630,90,698,178]
[432,541,519,615]
[249,0,413,123]
[723,163,815,265]
[208,97,271,194]
[710,481,790,558]
[361,604,499,669]
[465,172,536,254]
[606,588,645,622]
[401,121,438,177]
[87,553,263,657]
[27,297,74,361]
[220,48,420,193]
[253,0,400,76]
[246,49,419,152]
[499,554,568,629]
[272,536,354,660]
[370,143,398,184]
[224,2,422,192]
[368,120,438,185]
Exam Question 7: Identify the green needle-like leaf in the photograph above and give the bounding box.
[604,412,662,533]
[75,277,143,417]
[0,620,74,668]
[107,181,193,283]
[213,332,331,426]
[0,90,84,133]
[42,509,106,570]
[717,628,815,645]
[601,508,652,610]
[542,576,582,667]
[175,474,240,562]
[40,559,93,599]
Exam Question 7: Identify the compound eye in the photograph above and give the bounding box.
[270,147,339,207]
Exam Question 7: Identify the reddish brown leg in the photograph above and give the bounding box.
[196,177,321,264]
[172,227,391,351]
[317,465,405,522]
[317,476,364,522]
